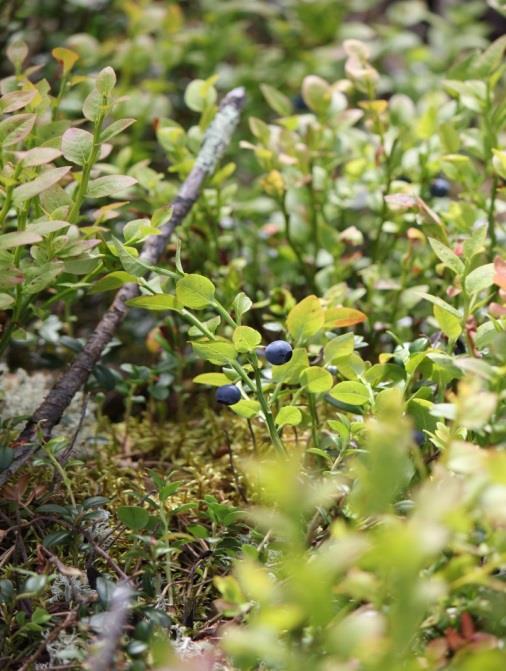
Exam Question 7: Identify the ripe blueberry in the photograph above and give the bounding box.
[430,177,450,198]
[265,340,293,365]
[413,430,425,446]
[216,384,241,405]
[292,94,309,113]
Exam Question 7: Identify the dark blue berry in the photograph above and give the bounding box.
[265,340,293,365]
[292,94,309,112]
[413,430,425,446]
[454,338,466,355]
[216,384,241,405]
[430,178,450,198]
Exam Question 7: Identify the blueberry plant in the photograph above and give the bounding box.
[1,2,506,671]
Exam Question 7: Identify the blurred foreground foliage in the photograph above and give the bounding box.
[0,1,505,670]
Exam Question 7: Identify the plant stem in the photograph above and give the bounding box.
[68,100,107,224]
[43,443,77,510]
[249,353,286,454]
[280,196,315,291]
[306,166,319,265]
[488,174,498,257]
[308,393,319,449]
[0,163,22,229]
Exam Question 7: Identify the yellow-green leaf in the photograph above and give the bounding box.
[191,340,236,365]
[287,295,324,341]
[329,381,369,406]
[433,304,462,341]
[275,406,302,427]
[324,333,355,363]
[232,325,261,353]
[127,294,179,311]
[193,373,234,386]
[231,399,260,419]
[300,367,333,394]
[176,274,216,310]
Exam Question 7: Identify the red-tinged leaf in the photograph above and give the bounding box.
[324,307,367,328]
[493,256,506,290]
[0,89,36,114]
[385,193,418,210]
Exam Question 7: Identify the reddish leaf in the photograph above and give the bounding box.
[324,307,367,328]
[493,256,506,290]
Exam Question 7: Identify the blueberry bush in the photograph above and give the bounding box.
[0,2,505,670]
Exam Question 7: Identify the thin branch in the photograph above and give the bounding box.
[18,610,76,671]
[0,87,246,487]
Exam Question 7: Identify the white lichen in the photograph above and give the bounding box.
[0,365,97,457]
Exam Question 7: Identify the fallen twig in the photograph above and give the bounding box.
[18,610,76,671]
[0,87,245,487]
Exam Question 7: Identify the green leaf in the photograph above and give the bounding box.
[260,84,293,116]
[23,261,63,294]
[332,352,366,380]
[61,127,94,166]
[193,373,234,386]
[271,347,309,385]
[428,238,464,275]
[324,333,354,364]
[364,363,406,387]
[233,292,252,322]
[126,294,180,311]
[275,405,303,427]
[416,292,461,318]
[20,147,62,167]
[26,220,70,236]
[301,75,331,114]
[329,381,369,406]
[464,263,495,294]
[0,113,36,147]
[176,274,215,309]
[110,237,146,277]
[90,271,137,293]
[232,325,261,353]
[87,175,137,198]
[230,399,260,418]
[0,89,35,114]
[0,230,42,249]
[433,304,462,341]
[287,295,324,341]
[191,340,236,365]
[300,366,333,393]
[117,506,149,531]
[82,88,103,122]
[13,167,71,205]
[100,118,136,142]
[184,78,217,112]
[0,293,15,309]
[469,34,506,78]
[43,531,71,549]
[123,218,159,245]
[7,40,28,69]
[188,316,220,338]
[96,66,116,96]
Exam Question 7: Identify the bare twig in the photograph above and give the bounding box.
[18,610,76,671]
[1,87,246,487]
[85,582,133,671]
[58,392,88,464]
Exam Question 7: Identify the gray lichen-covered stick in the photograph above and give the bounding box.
[85,582,133,671]
[1,86,246,487]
